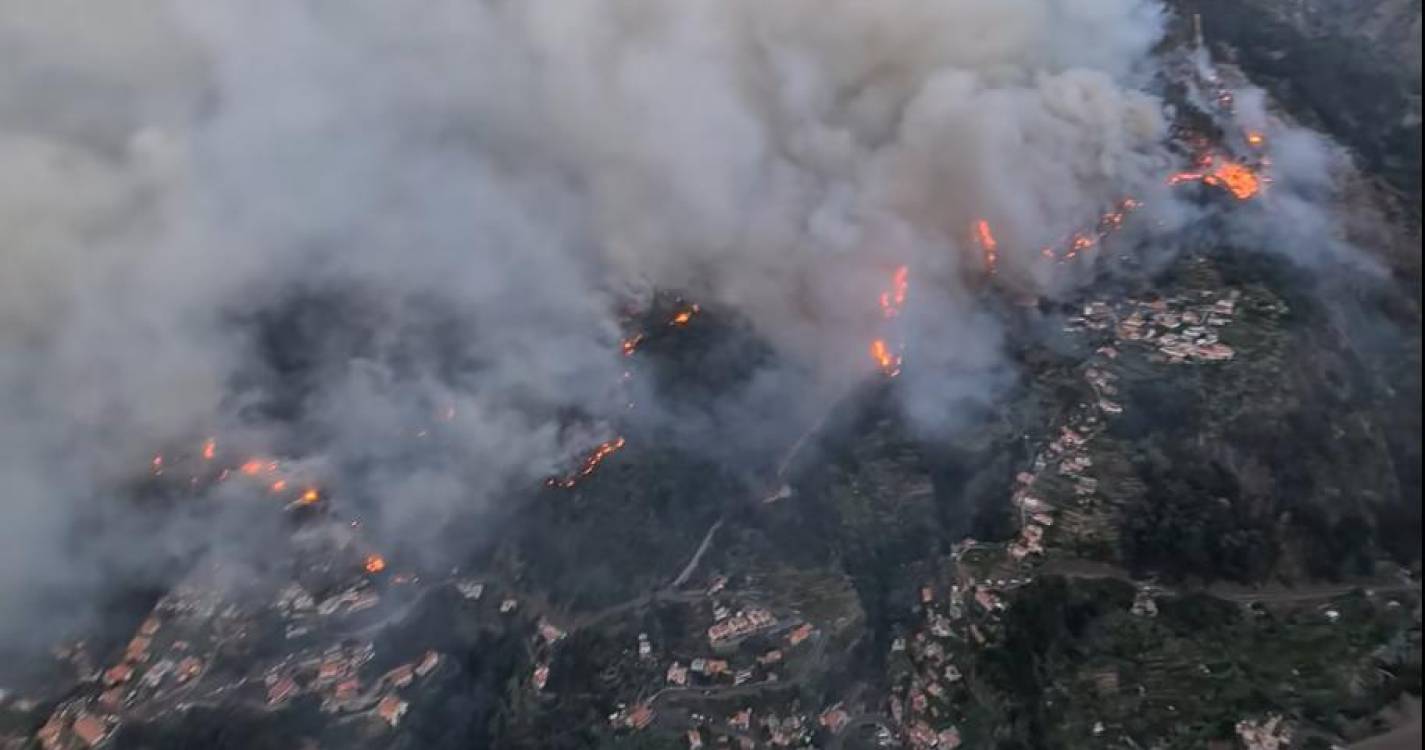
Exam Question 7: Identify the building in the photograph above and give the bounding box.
[377,695,409,727]
[455,580,485,600]
[175,656,203,683]
[383,664,414,689]
[124,636,151,662]
[708,608,775,645]
[267,676,298,705]
[666,662,689,686]
[539,620,567,644]
[103,664,133,687]
[415,650,441,677]
[788,623,815,646]
[819,706,849,734]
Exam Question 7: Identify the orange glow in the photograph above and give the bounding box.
[298,488,320,505]
[1065,233,1095,259]
[201,439,216,460]
[1245,131,1265,147]
[621,333,644,357]
[1203,161,1261,200]
[669,304,700,326]
[1038,198,1141,263]
[270,479,288,493]
[869,266,908,376]
[239,459,266,476]
[974,220,998,273]
[879,266,909,318]
[869,339,902,377]
[547,436,628,489]
[364,554,386,574]
[1169,154,1262,200]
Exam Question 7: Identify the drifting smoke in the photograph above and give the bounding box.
[0,0,1357,657]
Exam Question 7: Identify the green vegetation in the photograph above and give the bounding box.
[970,578,1420,749]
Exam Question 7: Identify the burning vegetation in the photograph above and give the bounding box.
[880,266,910,318]
[974,220,998,273]
[669,304,700,327]
[1170,153,1265,200]
[869,266,910,377]
[545,436,628,489]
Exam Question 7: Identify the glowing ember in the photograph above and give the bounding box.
[364,554,386,574]
[1245,131,1265,147]
[973,220,998,273]
[547,436,628,489]
[1039,198,1141,263]
[869,339,902,377]
[669,304,700,326]
[879,266,910,317]
[201,438,216,460]
[1064,233,1095,260]
[621,333,644,356]
[270,479,288,493]
[298,488,320,505]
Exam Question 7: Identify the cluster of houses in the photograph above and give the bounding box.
[707,607,776,645]
[882,584,988,749]
[1069,290,1241,365]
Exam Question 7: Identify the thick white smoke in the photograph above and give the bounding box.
[0,0,1177,652]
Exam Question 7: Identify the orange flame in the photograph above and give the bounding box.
[239,458,278,476]
[621,333,644,357]
[364,554,386,574]
[669,304,700,326]
[869,339,902,377]
[1169,154,1262,200]
[297,488,320,505]
[201,439,216,461]
[270,479,288,493]
[974,220,998,273]
[1203,161,1261,200]
[879,266,909,318]
[547,436,628,489]
[869,266,908,376]
[1245,131,1265,147]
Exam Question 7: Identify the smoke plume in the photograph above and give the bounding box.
[4,0,1340,658]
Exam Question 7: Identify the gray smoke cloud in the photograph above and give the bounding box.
[6,0,1301,658]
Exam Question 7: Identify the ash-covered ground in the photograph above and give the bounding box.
[1,2,1421,750]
